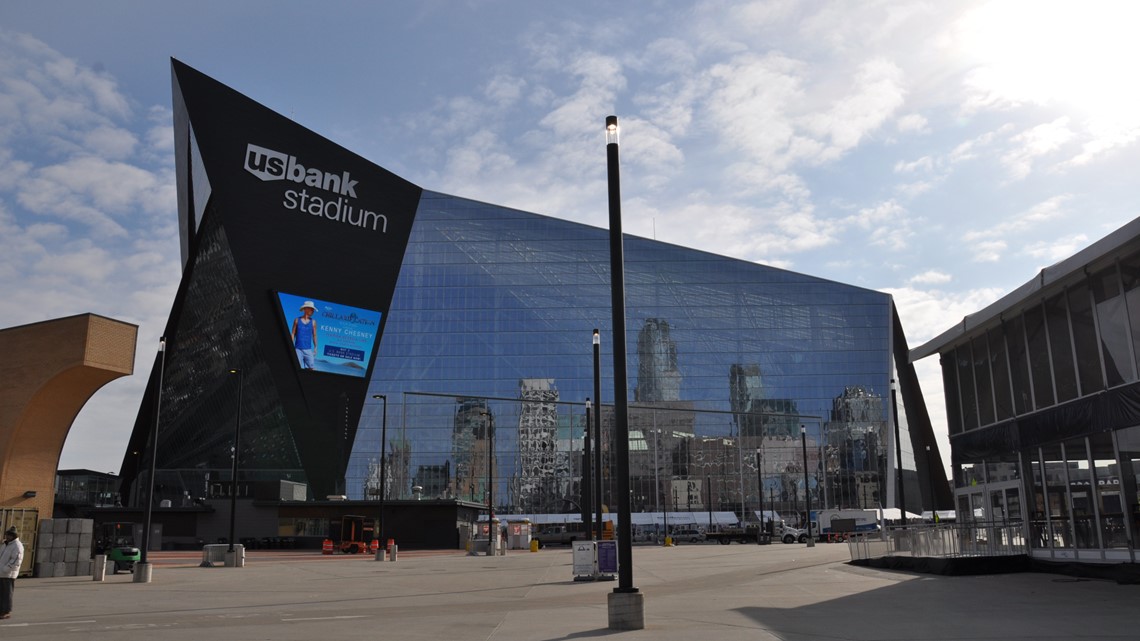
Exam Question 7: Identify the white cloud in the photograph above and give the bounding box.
[897,113,929,134]
[1022,234,1089,263]
[961,195,1072,262]
[909,270,952,285]
[0,31,179,472]
[1001,117,1075,180]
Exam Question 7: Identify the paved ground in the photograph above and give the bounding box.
[2,542,1137,640]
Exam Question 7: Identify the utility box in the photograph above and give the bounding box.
[507,520,531,550]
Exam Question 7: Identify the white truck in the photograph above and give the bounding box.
[808,509,880,539]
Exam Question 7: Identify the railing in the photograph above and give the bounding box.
[848,521,1028,561]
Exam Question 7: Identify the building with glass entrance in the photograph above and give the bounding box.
[913,216,1140,564]
[118,61,949,544]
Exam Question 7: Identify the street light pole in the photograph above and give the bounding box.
[593,329,603,542]
[135,336,166,583]
[801,425,815,548]
[756,447,764,541]
[584,399,594,539]
[372,395,388,552]
[605,114,643,629]
[227,368,245,558]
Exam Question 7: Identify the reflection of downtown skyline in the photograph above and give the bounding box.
[357,316,889,518]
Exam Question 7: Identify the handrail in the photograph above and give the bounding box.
[848,521,1028,561]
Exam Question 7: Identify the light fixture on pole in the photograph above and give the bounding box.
[135,336,166,583]
[593,329,603,542]
[227,368,244,564]
[584,399,594,540]
[372,394,388,558]
[801,425,815,548]
[604,114,643,629]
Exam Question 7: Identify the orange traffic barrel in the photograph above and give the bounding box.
[322,538,334,555]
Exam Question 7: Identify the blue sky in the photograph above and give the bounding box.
[3,1,1139,474]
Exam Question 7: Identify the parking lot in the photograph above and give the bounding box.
[3,542,1137,640]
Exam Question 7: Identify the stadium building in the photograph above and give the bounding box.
[117,61,949,547]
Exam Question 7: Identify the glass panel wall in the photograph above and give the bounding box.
[988,327,1013,422]
[1067,282,1104,395]
[1063,438,1096,548]
[1091,264,1135,387]
[956,344,978,431]
[972,335,995,427]
[1024,306,1055,410]
[353,196,895,512]
[1029,451,1049,549]
[1041,443,1072,548]
[1120,252,1140,377]
[1116,425,1140,550]
[1088,432,1126,549]
[1006,316,1033,415]
[1046,295,1079,403]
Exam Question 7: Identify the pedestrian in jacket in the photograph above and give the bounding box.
[0,526,24,619]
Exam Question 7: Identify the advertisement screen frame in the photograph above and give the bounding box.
[274,291,382,378]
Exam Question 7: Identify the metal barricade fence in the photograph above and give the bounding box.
[848,521,1027,561]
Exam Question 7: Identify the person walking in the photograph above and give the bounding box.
[0,526,24,619]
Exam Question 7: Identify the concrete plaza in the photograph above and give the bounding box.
[1,542,1136,640]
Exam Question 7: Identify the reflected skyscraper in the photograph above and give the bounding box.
[636,319,681,402]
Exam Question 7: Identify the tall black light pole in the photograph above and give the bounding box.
[756,447,764,540]
[372,395,388,548]
[136,336,166,583]
[584,399,594,539]
[891,379,907,527]
[481,409,495,549]
[227,368,244,555]
[605,114,642,629]
[593,329,603,542]
[801,425,815,547]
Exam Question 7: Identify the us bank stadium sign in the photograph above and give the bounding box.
[244,143,388,232]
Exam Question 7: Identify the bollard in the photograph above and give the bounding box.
[530,539,539,553]
[93,554,106,582]
[375,547,386,562]
[388,543,398,562]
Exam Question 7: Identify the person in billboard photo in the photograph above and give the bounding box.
[291,301,319,369]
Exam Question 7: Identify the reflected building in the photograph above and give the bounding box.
[636,319,681,402]
[516,379,563,513]
[824,386,886,509]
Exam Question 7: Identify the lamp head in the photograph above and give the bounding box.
[605,115,619,145]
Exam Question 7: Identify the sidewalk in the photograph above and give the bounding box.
[2,543,1137,640]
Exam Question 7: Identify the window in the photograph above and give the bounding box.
[1067,282,1104,395]
[1024,306,1055,409]
[1045,294,1078,402]
[1091,265,1134,386]
[1006,317,1033,415]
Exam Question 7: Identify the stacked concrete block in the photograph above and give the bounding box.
[33,518,93,577]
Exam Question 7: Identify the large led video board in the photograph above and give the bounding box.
[276,291,381,378]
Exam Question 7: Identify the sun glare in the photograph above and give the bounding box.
[957,0,1140,127]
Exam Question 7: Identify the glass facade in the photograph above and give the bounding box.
[128,62,941,522]
[348,191,908,517]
